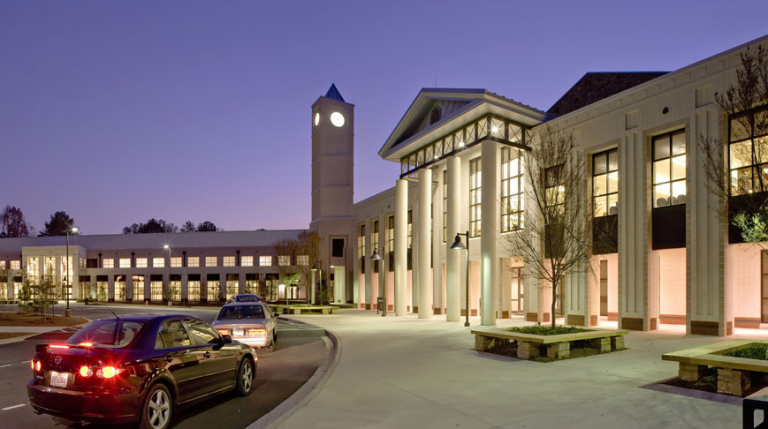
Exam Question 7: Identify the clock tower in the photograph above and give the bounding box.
[310,84,355,304]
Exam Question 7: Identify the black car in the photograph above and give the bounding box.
[27,314,257,429]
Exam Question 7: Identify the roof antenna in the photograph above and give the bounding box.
[101,301,120,320]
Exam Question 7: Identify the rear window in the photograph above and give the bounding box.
[235,295,260,302]
[217,305,265,320]
[68,320,145,348]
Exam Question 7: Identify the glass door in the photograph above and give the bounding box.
[510,268,524,313]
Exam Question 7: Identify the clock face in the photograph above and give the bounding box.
[330,112,345,127]
[314,112,319,126]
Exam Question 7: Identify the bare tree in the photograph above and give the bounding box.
[504,125,592,328]
[295,231,323,302]
[699,45,768,243]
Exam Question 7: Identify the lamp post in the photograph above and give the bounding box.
[310,268,316,304]
[163,245,172,306]
[65,226,78,318]
[450,231,470,327]
[370,247,386,317]
[317,268,322,305]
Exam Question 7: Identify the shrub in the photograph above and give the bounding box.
[505,323,591,336]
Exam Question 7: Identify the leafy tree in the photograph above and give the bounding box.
[122,218,178,234]
[0,205,31,238]
[180,221,196,232]
[504,125,591,328]
[699,45,768,243]
[196,221,217,232]
[40,211,77,236]
[295,231,323,304]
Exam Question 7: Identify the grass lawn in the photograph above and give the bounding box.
[0,312,88,327]
[0,332,35,340]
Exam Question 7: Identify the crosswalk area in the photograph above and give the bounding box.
[276,319,327,338]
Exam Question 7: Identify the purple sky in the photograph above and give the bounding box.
[2,1,768,235]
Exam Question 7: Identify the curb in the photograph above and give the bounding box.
[0,318,91,346]
[247,320,341,429]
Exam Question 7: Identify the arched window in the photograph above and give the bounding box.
[429,106,442,125]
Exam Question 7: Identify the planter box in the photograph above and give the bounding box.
[662,339,768,396]
[471,327,628,361]
[268,304,339,315]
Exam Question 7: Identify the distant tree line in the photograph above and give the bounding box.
[0,205,221,238]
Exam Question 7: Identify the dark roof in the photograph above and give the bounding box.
[547,72,668,117]
[325,84,345,102]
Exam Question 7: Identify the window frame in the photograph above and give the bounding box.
[652,130,687,208]
[501,147,524,232]
[592,148,619,217]
[469,157,482,237]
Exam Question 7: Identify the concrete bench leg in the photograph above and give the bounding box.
[547,342,570,359]
[590,337,611,353]
[322,309,329,314]
[474,335,493,352]
[718,368,750,396]
[611,336,624,351]
[678,362,707,382]
[517,341,540,360]
[294,309,301,315]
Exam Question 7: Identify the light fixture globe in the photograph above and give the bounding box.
[370,249,383,261]
[330,111,345,127]
[450,234,466,250]
[314,112,320,126]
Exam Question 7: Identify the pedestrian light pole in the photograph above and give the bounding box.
[65,226,79,318]
[450,231,470,327]
[310,268,316,305]
[370,247,386,316]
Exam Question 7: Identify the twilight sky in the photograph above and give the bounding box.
[2,1,768,235]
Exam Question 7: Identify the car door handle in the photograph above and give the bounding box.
[203,351,211,359]
[164,355,174,363]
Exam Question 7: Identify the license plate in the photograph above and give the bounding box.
[50,371,68,388]
[235,329,246,336]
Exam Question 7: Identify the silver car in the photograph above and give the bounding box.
[212,301,278,348]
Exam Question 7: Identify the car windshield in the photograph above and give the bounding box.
[68,320,145,348]
[217,305,265,320]
[235,295,260,302]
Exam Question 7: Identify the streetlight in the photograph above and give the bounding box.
[164,245,172,306]
[64,226,78,318]
[310,268,317,305]
[450,231,470,327]
[370,248,386,317]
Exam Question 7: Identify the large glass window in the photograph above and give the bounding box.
[115,276,127,301]
[132,275,144,301]
[27,257,39,280]
[653,130,686,207]
[593,148,619,217]
[150,280,163,301]
[372,220,379,272]
[188,278,201,301]
[278,256,291,266]
[730,108,768,195]
[226,274,238,301]
[187,257,200,268]
[260,256,272,266]
[136,258,148,268]
[387,215,394,271]
[206,280,220,301]
[297,255,309,266]
[119,258,131,269]
[205,256,217,267]
[358,224,366,274]
[170,257,182,268]
[443,170,447,242]
[223,256,236,267]
[102,258,114,269]
[501,148,524,232]
[545,165,565,215]
[10,260,20,270]
[469,157,482,237]
[241,256,254,267]
[153,257,165,268]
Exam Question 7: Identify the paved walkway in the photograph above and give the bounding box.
[277,310,749,429]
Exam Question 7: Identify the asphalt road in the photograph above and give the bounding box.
[0,303,329,429]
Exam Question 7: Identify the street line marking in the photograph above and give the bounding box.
[2,404,24,411]
[20,361,30,364]
[0,364,10,368]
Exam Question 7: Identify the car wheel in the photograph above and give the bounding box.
[235,357,255,396]
[140,383,173,429]
[273,330,278,344]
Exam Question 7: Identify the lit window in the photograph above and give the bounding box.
[729,109,768,195]
[593,148,619,217]
[241,256,254,267]
[187,280,201,301]
[469,157,482,237]
[0,261,5,270]
[387,216,394,272]
[358,224,366,274]
[545,165,565,215]
[443,170,447,242]
[119,258,131,269]
[187,257,200,268]
[205,256,217,267]
[223,256,236,267]
[653,130,686,207]
[297,255,309,266]
[150,280,163,301]
[170,257,182,268]
[132,275,144,301]
[136,258,148,268]
[501,148,524,232]
[10,260,20,270]
[372,220,379,273]
[207,280,219,301]
[153,258,165,268]
[260,256,272,266]
[102,258,114,269]
[278,256,291,266]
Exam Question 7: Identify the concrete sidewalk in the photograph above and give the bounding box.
[277,310,744,429]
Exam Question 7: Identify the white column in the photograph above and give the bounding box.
[394,179,408,316]
[480,140,498,326]
[364,220,372,309]
[417,168,433,319]
[446,155,462,321]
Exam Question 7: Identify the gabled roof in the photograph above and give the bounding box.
[379,88,549,160]
[547,72,667,116]
[324,84,345,102]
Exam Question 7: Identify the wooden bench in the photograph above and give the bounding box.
[269,305,339,315]
[662,339,768,396]
[471,327,628,360]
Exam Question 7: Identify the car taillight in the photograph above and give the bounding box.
[248,328,266,336]
[49,344,69,349]
[96,366,123,379]
[30,360,34,370]
[79,366,93,377]
[35,361,41,372]
[217,329,229,336]
[79,342,93,347]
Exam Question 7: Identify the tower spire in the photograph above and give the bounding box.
[325,84,345,102]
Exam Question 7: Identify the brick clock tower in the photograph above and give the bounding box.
[310,84,355,304]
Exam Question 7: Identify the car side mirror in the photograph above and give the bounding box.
[273,312,280,318]
[222,334,232,344]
